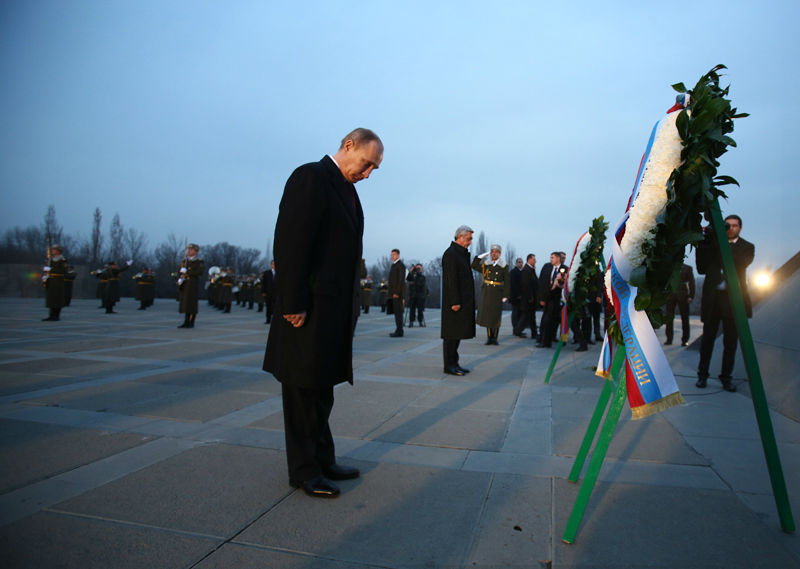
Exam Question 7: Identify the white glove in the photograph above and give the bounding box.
[43,266,51,271]
[179,267,187,274]
[178,278,185,285]
[502,297,508,303]
[127,259,133,265]
[477,252,489,259]
[96,268,103,273]
[41,275,48,282]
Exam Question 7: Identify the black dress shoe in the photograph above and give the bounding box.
[322,463,360,480]
[389,331,403,337]
[444,366,465,376]
[681,341,689,347]
[513,332,527,338]
[664,340,672,345]
[695,377,707,388]
[575,345,588,352]
[456,366,470,374]
[291,475,340,498]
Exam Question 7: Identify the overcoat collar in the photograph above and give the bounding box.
[321,155,363,236]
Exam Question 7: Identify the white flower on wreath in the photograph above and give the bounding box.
[619,111,683,270]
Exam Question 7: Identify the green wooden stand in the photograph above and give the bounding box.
[709,200,795,533]
[567,348,627,482]
[562,357,628,543]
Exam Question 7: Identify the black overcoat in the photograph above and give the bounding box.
[263,156,363,388]
[696,231,754,321]
[440,241,476,340]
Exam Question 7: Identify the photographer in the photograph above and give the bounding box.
[406,264,428,326]
[537,252,568,348]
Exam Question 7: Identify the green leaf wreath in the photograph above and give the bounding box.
[628,64,747,329]
[567,216,609,317]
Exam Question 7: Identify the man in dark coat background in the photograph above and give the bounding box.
[508,258,523,332]
[695,214,754,392]
[514,254,538,339]
[537,252,568,348]
[387,248,406,337]
[263,128,383,498]
[441,225,476,376]
[664,263,695,346]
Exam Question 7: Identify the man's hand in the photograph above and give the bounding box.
[451,304,461,312]
[540,301,546,307]
[392,293,399,299]
[284,312,307,328]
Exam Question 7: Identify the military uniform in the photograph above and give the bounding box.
[91,266,109,308]
[64,267,77,306]
[472,251,510,344]
[178,246,204,328]
[42,249,68,321]
[104,261,131,313]
[135,270,156,310]
[360,277,373,313]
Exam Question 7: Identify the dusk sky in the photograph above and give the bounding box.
[1,1,798,276]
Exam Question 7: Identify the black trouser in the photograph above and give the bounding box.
[409,297,425,323]
[392,298,404,332]
[540,300,561,346]
[698,291,739,380]
[665,295,691,343]
[443,339,461,369]
[515,302,537,337]
[510,300,521,330]
[281,383,336,483]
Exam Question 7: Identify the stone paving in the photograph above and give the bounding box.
[0,297,798,568]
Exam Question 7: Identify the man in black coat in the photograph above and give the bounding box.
[696,214,754,392]
[664,263,695,346]
[514,254,538,338]
[537,252,568,347]
[262,260,277,323]
[441,225,476,375]
[263,128,383,498]
[388,248,406,337]
[509,258,523,331]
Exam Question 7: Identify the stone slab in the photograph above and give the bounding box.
[0,419,155,494]
[552,479,799,569]
[235,461,492,568]
[0,511,220,569]
[53,444,290,536]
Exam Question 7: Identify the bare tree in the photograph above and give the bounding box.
[42,205,63,249]
[90,207,103,265]
[124,227,149,265]
[109,213,124,262]
[475,230,488,255]
[504,242,517,266]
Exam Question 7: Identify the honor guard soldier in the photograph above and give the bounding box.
[64,265,77,306]
[104,259,133,313]
[360,275,373,314]
[472,244,510,345]
[42,244,68,321]
[91,264,109,308]
[178,243,204,328]
[134,267,156,310]
[219,267,235,313]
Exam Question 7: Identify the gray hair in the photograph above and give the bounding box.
[339,128,382,149]
[454,225,474,240]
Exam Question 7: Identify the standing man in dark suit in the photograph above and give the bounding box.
[537,252,568,347]
[514,254,538,339]
[664,263,696,346]
[388,248,406,337]
[263,128,383,498]
[509,258,524,332]
[262,260,277,323]
[695,214,754,392]
[441,225,476,375]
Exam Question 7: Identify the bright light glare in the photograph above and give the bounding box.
[754,272,773,289]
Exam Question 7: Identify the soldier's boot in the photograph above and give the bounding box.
[178,314,191,328]
[188,313,196,328]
